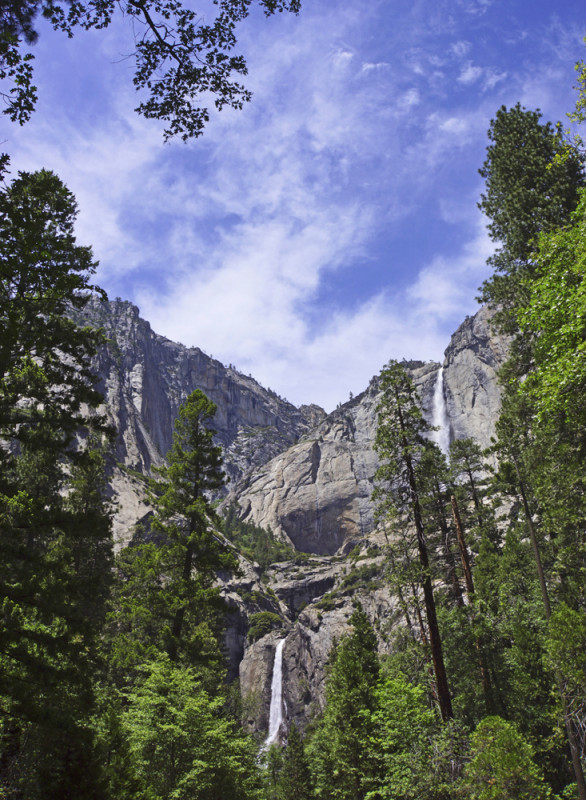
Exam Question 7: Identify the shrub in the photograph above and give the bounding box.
[247,612,282,643]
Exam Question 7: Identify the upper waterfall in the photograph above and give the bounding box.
[431,366,450,455]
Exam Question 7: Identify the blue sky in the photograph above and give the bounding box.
[2,0,585,411]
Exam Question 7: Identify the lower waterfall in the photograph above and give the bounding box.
[263,639,286,750]
[431,366,450,455]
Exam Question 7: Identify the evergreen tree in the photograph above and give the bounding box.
[478,103,584,331]
[0,167,106,456]
[150,389,237,665]
[374,361,453,722]
[308,604,380,800]
[416,443,464,608]
[0,168,113,799]
[123,656,263,800]
[365,676,436,800]
[462,716,549,800]
[108,389,238,679]
[278,723,312,800]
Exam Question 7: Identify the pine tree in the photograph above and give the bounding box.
[0,167,113,799]
[278,723,311,800]
[478,103,584,332]
[149,389,237,666]
[108,390,238,680]
[374,361,453,722]
[308,604,380,800]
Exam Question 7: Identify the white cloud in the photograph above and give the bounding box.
[483,69,508,90]
[1,0,579,412]
[439,116,470,135]
[362,61,390,73]
[406,218,493,318]
[135,207,494,411]
[451,40,472,58]
[458,61,484,84]
[399,88,421,108]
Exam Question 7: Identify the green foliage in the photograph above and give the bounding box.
[263,743,284,800]
[308,605,380,800]
[107,391,237,681]
[123,656,262,800]
[374,360,453,722]
[0,168,113,798]
[248,611,282,642]
[102,392,267,797]
[517,187,586,429]
[545,604,586,759]
[315,591,339,611]
[478,103,584,329]
[277,723,312,800]
[148,389,237,664]
[462,716,549,800]
[364,677,435,800]
[0,168,107,455]
[222,503,296,571]
[339,562,381,593]
[0,0,300,139]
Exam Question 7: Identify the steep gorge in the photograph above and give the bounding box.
[80,298,508,738]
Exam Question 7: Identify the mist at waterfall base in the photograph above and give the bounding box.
[262,639,286,753]
[431,367,451,456]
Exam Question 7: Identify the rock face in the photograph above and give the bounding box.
[78,299,505,550]
[226,362,439,555]
[236,541,398,737]
[227,309,508,556]
[442,305,509,451]
[76,298,325,544]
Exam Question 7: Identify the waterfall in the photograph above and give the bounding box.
[262,639,285,750]
[431,367,450,455]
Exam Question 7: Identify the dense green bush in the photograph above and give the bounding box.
[247,612,282,642]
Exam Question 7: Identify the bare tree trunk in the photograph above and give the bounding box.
[435,484,464,607]
[451,495,475,597]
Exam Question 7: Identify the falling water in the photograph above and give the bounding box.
[262,639,285,750]
[431,367,451,455]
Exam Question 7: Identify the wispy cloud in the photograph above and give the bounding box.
[458,61,484,85]
[1,0,581,411]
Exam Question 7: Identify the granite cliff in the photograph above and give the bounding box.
[78,297,508,739]
[225,306,508,557]
[77,298,325,544]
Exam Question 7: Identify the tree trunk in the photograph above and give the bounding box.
[396,396,453,721]
[451,495,475,597]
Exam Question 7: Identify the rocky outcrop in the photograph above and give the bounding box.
[442,305,509,451]
[75,298,325,544]
[219,553,288,683]
[237,544,398,736]
[227,308,508,556]
[282,580,400,732]
[77,298,506,549]
[225,362,439,555]
[266,557,339,614]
